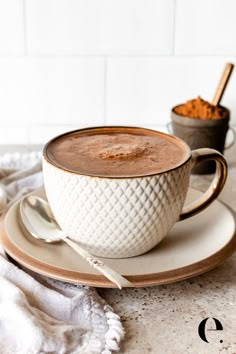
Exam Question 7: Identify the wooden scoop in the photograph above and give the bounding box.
[212,63,234,106]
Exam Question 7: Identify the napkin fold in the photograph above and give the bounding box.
[0,152,124,354]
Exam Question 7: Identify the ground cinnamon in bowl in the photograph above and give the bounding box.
[174,96,228,120]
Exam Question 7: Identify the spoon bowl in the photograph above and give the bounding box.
[20,196,62,243]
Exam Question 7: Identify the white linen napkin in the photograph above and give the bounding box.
[0,152,124,354]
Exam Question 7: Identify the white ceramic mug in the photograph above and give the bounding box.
[42,126,227,258]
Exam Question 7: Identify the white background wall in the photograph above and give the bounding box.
[0,0,236,145]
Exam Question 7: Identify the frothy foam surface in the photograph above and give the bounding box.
[46,129,189,177]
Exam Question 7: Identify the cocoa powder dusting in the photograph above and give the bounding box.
[174,96,228,120]
[47,132,188,177]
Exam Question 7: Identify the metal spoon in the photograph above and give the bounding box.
[19,195,132,289]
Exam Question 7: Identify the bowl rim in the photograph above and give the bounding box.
[171,104,230,125]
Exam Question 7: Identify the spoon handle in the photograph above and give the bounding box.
[63,237,132,289]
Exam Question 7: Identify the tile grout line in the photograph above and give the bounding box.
[172,0,177,56]
[22,0,29,56]
[3,53,236,60]
[103,56,108,125]
[27,122,32,146]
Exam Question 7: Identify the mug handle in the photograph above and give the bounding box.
[179,148,227,221]
[225,126,236,150]
[166,122,172,134]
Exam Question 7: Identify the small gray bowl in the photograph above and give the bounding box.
[170,105,233,174]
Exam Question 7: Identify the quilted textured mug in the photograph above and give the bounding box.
[42,126,227,258]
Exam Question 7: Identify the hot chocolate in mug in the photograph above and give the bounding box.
[42,126,227,258]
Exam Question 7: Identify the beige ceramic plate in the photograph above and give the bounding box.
[0,188,236,288]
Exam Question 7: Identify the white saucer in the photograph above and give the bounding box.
[0,188,235,288]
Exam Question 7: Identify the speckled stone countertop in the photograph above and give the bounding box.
[99,144,236,354]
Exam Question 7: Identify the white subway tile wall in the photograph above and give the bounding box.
[28,125,88,145]
[0,0,235,144]
[106,57,236,125]
[0,126,28,144]
[0,58,104,125]
[26,0,174,55]
[175,0,236,55]
[0,0,24,56]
